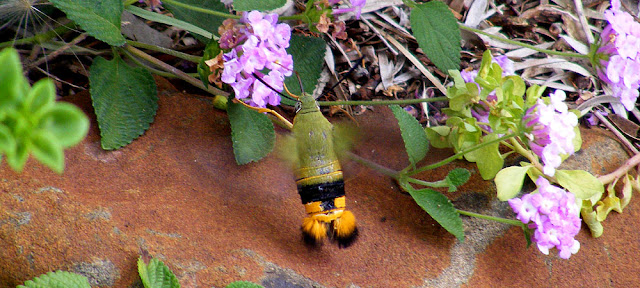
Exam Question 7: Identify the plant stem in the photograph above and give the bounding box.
[318,96,448,106]
[126,40,202,63]
[0,24,72,49]
[408,132,519,176]
[459,24,590,59]
[407,177,449,188]
[123,44,229,97]
[347,152,401,179]
[457,209,524,227]
[161,0,240,19]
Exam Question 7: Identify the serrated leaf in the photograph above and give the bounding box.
[555,169,604,201]
[138,257,181,288]
[410,1,461,72]
[225,281,265,288]
[163,0,227,42]
[390,105,429,168]
[495,166,530,201]
[233,0,286,11]
[50,0,125,46]
[39,103,89,148]
[18,270,91,288]
[227,101,275,164]
[406,186,464,241]
[30,130,64,173]
[446,168,470,188]
[282,35,326,106]
[89,56,158,150]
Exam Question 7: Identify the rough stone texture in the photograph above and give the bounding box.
[0,77,637,287]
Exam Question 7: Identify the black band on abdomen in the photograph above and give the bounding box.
[297,180,345,204]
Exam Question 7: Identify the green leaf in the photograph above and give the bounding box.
[225,281,265,288]
[89,56,158,150]
[0,48,28,111]
[39,103,89,148]
[50,0,125,46]
[424,126,451,149]
[555,169,604,201]
[495,166,531,201]
[446,168,470,191]
[390,105,429,168]
[233,0,286,11]
[138,257,181,288]
[409,1,461,72]
[23,79,55,115]
[406,186,464,241]
[227,101,275,165]
[125,5,212,39]
[282,35,327,106]
[30,130,64,173]
[0,124,16,155]
[18,270,91,288]
[163,0,227,42]
[464,134,502,180]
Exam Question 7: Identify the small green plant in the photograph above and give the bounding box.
[0,48,89,173]
[18,257,264,288]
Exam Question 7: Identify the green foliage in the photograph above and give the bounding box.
[227,101,275,165]
[18,271,91,288]
[125,5,212,39]
[233,0,287,11]
[402,183,464,241]
[409,1,461,73]
[555,169,604,201]
[138,257,181,288]
[282,35,327,106]
[49,0,125,46]
[495,165,531,201]
[89,55,158,150]
[0,48,89,173]
[163,0,227,42]
[390,105,429,169]
[225,281,265,288]
[445,168,470,192]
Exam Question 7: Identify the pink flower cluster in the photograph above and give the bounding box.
[597,0,640,111]
[220,11,293,108]
[508,177,581,259]
[523,90,578,177]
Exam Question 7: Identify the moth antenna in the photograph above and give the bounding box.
[325,55,366,95]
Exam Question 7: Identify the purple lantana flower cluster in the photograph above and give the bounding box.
[523,90,578,177]
[460,55,515,132]
[596,0,640,111]
[220,11,293,108]
[509,177,581,259]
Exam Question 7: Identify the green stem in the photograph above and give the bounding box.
[126,40,202,63]
[407,177,449,188]
[318,96,448,106]
[459,24,590,59]
[123,44,229,97]
[0,24,72,49]
[457,209,524,227]
[408,132,520,176]
[347,152,401,179]
[161,0,240,19]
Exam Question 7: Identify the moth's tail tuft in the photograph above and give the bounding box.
[333,210,358,248]
[302,216,329,246]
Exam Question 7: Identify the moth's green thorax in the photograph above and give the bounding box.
[292,93,340,172]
